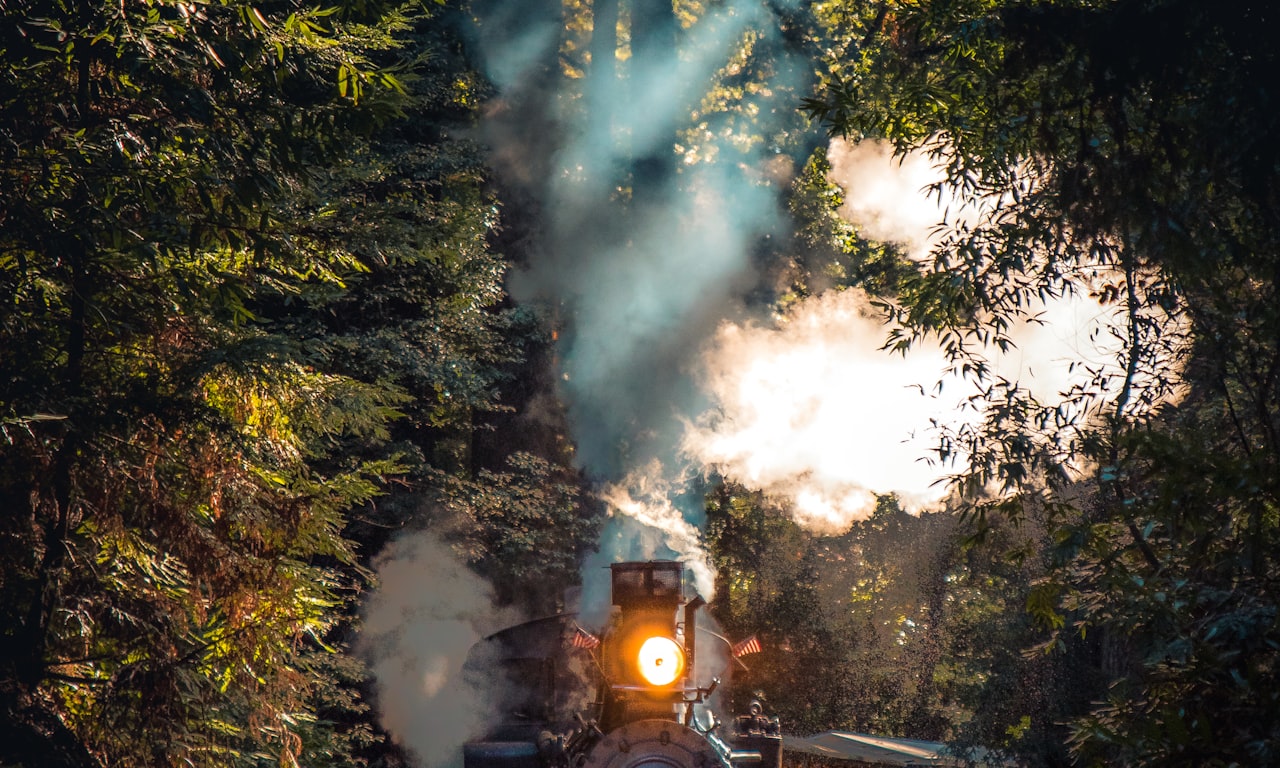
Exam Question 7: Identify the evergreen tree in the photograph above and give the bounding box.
[806,0,1280,762]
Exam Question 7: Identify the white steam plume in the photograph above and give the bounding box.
[599,461,717,602]
[683,289,963,532]
[679,138,1179,533]
[361,536,518,768]
[681,287,1137,532]
[826,139,961,259]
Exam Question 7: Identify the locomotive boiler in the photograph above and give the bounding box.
[463,560,782,768]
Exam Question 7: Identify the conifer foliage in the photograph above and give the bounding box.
[0,1,540,765]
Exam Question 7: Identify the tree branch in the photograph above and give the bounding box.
[1109,237,1161,572]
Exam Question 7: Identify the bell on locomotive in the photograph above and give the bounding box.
[462,560,782,768]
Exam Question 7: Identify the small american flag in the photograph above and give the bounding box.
[571,626,600,650]
[731,635,762,658]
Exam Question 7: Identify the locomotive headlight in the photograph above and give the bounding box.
[637,635,685,686]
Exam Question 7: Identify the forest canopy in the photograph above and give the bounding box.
[3,1,1279,767]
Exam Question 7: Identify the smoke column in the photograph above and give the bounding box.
[473,0,813,596]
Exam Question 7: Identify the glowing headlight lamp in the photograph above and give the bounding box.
[637,635,685,686]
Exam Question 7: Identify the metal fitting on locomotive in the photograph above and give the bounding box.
[463,560,781,768]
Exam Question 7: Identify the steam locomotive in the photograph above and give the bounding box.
[463,560,782,768]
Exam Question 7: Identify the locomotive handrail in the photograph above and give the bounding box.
[607,684,705,694]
